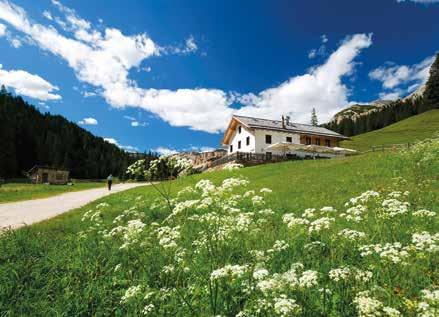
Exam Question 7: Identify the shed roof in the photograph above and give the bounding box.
[222,115,349,145]
[28,165,69,174]
[235,115,347,137]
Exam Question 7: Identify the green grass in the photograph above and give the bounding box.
[0,182,105,203]
[341,109,439,152]
[0,146,437,316]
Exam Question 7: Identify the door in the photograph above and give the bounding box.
[42,173,49,183]
[265,152,272,161]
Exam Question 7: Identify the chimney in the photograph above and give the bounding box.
[285,115,290,126]
[281,115,285,128]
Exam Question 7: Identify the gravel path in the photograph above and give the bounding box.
[0,183,148,230]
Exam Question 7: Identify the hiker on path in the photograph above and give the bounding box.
[107,174,113,191]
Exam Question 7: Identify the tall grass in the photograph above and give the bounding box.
[0,139,438,316]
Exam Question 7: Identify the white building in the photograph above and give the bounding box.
[221,115,349,158]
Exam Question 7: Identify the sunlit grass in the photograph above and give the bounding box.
[341,109,439,152]
[0,147,437,315]
[0,182,105,203]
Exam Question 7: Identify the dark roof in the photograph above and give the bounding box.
[233,115,349,139]
[28,165,69,174]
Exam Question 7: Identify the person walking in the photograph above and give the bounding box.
[107,174,113,191]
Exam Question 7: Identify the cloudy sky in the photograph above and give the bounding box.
[0,0,437,154]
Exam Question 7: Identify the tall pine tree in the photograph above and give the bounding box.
[424,53,439,107]
[310,108,318,126]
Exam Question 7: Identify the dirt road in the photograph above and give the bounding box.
[0,183,147,230]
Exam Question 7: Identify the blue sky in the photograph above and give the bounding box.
[0,0,438,154]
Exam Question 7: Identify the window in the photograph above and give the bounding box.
[325,139,331,147]
[238,140,241,149]
[246,136,250,146]
[265,134,272,144]
[238,126,242,134]
[315,138,321,146]
[56,172,63,180]
[230,145,233,152]
[286,136,292,143]
[266,152,272,160]
[305,137,311,145]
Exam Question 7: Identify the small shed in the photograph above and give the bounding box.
[28,166,70,185]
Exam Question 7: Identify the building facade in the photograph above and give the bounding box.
[28,166,70,184]
[222,115,349,157]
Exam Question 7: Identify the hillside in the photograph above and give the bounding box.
[1,140,437,315]
[0,87,155,179]
[341,109,439,151]
[330,101,391,125]
[324,53,439,137]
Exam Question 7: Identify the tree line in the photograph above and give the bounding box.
[0,87,157,179]
[324,53,439,137]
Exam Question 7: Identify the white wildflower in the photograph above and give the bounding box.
[210,264,248,281]
[353,292,383,317]
[412,231,439,253]
[142,304,155,315]
[120,285,142,304]
[252,195,264,206]
[273,295,301,316]
[260,188,272,194]
[417,288,439,317]
[413,209,436,218]
[253,268,269,280]
[338,228,366,241]
[309,217,334,234]
[298,270,318,288]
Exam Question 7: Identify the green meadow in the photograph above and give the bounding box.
[1,136,438,316]
[341,109,439,152]
[0,182,105,204]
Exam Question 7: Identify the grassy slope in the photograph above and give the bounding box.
[0,182,105,203]
[340,109,439,152]
[0,151,437,314]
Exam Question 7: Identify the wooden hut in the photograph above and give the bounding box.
[28,166,70,184]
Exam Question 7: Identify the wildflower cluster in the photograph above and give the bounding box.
[78,175,437,316]
[222,162,244,171]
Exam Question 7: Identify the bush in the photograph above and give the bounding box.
[145,155,193,180]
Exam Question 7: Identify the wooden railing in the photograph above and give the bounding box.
[371,143,412,152]
[210,152,299,168]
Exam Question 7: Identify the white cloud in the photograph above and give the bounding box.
[308,34,328,59]
[162,35,198,55]
[104,137,139,152]
[78,117,98,125]
[236,33,373,124]
[0,23,6,36]
[120,145,139,152]
[42,10,52,20]
[0,64,61,100]
[308,49,317,59]
[131,120,147,127]
[123,115,135,121]
[0,1,229,132]
[379,91,402,100]
[123,115,147,127]
[104,137,118,145]
[186,145,216,152]
[0,1,374,131]
[82,90,98,97]
[10,37,20,47]
[369,55,434,99]
[152,146,178,156]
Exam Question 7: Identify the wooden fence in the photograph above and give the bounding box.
[370,143,412,152]
[210,152,309,168]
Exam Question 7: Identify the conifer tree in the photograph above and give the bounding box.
[424,53,439,106]
[310,108,318,126]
